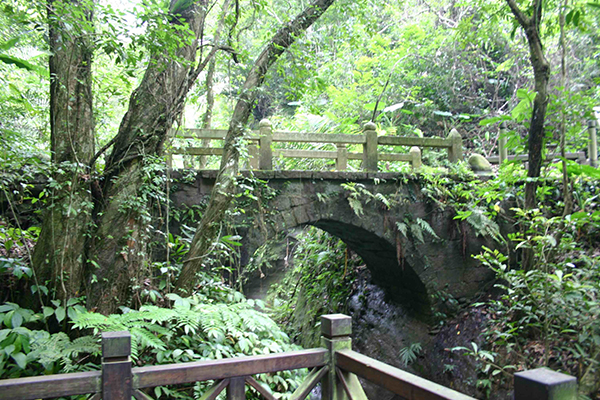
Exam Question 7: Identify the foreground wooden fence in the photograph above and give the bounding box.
[168,120,464,171]
[0,314,577,399]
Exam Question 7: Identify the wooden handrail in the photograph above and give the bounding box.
[0,370,101,400]
[336,349,474,400]
[133,348,327,388]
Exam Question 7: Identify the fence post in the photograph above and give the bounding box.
[409,146,422,169]
[248,140,259,169]
[321,314,367,400]
[259,119,273,170]
[102,331,132,400]
[589,119,598,168]
[514,368,577,400]
[447,128,463,163]
[336,144,348,171]
[499,122,508,164]
[363,122,378,171]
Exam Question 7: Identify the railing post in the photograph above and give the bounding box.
[336,144,348,171]
[409,146,422,170]
[589,119,598,168]
[363,122,378,171]
[102,331,132,400]
[447,128,463,163]
[248,140,259,169]
[499,122,508,164]
[259,119,273,170]
[321,314,367,400]
[514,368,577,400]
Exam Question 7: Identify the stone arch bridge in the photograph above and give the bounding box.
[170,170,495,317]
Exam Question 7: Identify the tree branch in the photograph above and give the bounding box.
[505,0,530,28]
[89,136,117,168]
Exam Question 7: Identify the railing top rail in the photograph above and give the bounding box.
[0,370,101,400]
[336,349,475,400]
[133,348,327,389]
[169,128,456,148]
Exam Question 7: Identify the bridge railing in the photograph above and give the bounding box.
[168,120,464,171]
[0,314,577,400]
[490,120,598,166]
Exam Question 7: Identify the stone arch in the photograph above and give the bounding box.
[242,191,433,316]
[171,170,495,318]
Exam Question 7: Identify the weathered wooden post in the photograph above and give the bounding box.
[514,368,577,400]
[248,139,259,169]
[589,119,598,168]
[336,144,348,171]
[447,128,463,163]
[259,119,273,170]
[499,122,508,164]
[321,314,367,400]
[102,331,132,400]
[363,122,378,171]
[409,146,422,169]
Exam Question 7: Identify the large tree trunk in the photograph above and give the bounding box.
[86,0,219,314]
[176,0,336,294]
[32,0,95,304]
[506,0,550,209]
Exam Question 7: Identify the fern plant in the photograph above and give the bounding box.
[72,290,305,399]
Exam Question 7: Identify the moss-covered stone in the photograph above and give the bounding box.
[468,154,492,172]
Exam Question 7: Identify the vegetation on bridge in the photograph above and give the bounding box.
[1,0,600,398]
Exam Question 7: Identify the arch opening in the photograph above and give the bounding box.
[311,220,430,317]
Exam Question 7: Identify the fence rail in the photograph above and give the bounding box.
[170,118,599,171]
[0,314,578,400]
[169,120,464,171]
[494,120,598,166]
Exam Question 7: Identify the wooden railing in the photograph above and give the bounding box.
[168,120,464,171]
[0,314,578,400]
[490,120,598,166]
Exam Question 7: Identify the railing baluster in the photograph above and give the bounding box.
[248,140,259,169]
[363,122,378,171]
[514,368,577,400]
[101,331,132,400]
[336,144,348,171]
[227,376,246,399]
[499,121,508,164]
[589,119,597,168]
[409,146,421,169]
[259,119,273,170]
[447,128,463,162]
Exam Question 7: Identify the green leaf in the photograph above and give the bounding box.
[479,115,510,126]
[0,54,48,77]
[55,306,66,323]
[11,311,23,328]
[67,307,78,321]
[0,38,19,51]
[11,352,27,369]
[0,303,16,313]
